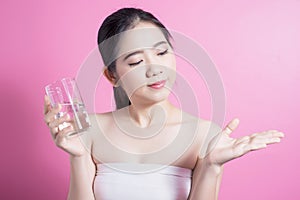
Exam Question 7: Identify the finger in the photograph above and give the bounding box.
[235,132,283,157]
[48,114,72,129]
[253,130,284,138]
[270,131,285,138]
[248,143,267,151]
[52,122,75,140]
[51,121,75,139]
[249,136,281,146]
[51,126,59,139]
[51,119,75,139]
[235,135,250,145]
[44,104,62,125]
[235,142,266,156]
[54,125,75,144]
[242,137,281,154]
[44,95,52,115]
[60,125,76,138]
[250,131,284,141]
[223,118,240,135]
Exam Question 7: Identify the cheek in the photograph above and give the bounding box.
[163,53,176,70]
[117,66,147,98]
[165,55,177,84]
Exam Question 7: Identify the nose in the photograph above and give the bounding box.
[146,64,163,77]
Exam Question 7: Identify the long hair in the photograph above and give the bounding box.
[97,8,173,109]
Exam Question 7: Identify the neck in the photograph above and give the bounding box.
[128,100,174,128]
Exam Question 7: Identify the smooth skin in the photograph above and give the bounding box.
[44,99,96,200]
[44,96,284,200]
[44,22,284,200]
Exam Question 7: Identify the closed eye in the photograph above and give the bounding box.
[128,60,143,67]
[157,49,168,56]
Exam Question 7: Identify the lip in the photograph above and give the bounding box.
[147,80,166,89]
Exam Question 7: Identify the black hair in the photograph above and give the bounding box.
[97,7,173,109]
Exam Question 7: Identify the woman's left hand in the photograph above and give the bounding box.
[204,118,285,166]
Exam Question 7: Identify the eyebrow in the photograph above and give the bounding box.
[123,41,168,61]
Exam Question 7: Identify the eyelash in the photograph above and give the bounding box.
[129,60,143,66]
[128,49,169,67]
[157,49,168,56]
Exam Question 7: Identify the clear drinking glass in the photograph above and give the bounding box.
[45,77,91,135]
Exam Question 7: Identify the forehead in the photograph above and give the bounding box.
[116,22,167,57]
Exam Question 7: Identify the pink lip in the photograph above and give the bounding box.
[147,80,166,89]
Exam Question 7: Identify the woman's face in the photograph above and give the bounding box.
[114,21,176,106]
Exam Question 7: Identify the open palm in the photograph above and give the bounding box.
[205,118,284,166]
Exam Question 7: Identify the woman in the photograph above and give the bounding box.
[43,8,284,200]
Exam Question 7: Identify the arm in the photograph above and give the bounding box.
[188,118,284,200]
[187,121,223,200]
[67,116,97,200]
[188,121,223,200]
[188,158,223,200]
[44,96,97,199]
[216,165,224,199]
[68,153,96,200]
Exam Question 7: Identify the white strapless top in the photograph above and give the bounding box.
[93,163,192,200]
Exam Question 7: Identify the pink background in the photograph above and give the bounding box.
[1,0,299,199]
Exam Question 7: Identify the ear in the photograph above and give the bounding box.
[103,67,119,87]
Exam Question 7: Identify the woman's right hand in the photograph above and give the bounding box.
[43,95,88,157]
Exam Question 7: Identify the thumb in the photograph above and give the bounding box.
[223,118,240,135]
[44,95,51,114]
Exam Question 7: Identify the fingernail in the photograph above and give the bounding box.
[278,132,284,137]
[234,118,240,123]
[54,104,61,109]
[271,138,280,143]
[66,114,70,120]
[276,138,281,142]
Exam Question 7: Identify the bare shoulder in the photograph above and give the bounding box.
[181,111,222,144]
[180,110,222,133]
[197,119,222,135]
[88,111,116,135]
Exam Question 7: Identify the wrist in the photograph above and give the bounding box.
[69,152,90,161]
[202,159,223,175]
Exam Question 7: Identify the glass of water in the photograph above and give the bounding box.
[45,77,91,135]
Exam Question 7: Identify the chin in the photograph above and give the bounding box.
[131,89,170,105]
